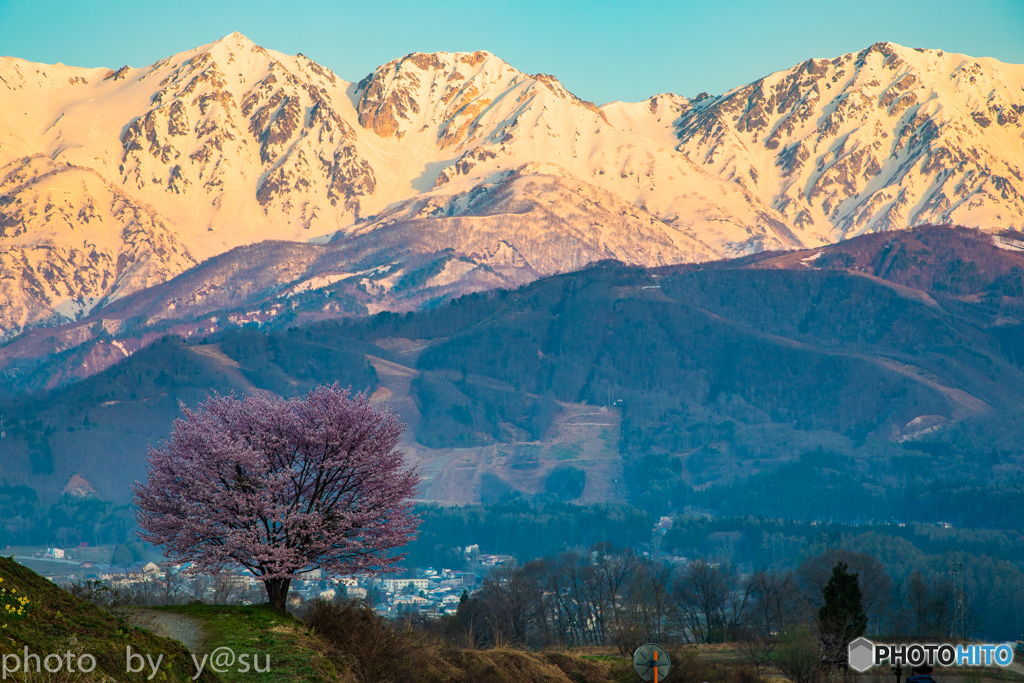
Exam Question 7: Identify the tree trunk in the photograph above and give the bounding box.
[264,577,292,611]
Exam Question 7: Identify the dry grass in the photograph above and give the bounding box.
[301,599,638,683]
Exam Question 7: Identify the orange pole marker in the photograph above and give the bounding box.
[654,649,659,683]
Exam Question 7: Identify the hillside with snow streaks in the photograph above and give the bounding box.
[0,35,1022,344]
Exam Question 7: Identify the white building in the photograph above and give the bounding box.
[394,595,429,605]
[46,547,64,559]
[382,578,429,591]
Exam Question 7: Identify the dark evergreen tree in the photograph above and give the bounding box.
[820,561,868,636]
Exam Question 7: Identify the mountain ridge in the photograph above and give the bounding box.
[1,35,1022,358]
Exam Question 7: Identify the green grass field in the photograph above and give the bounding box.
[152,604,338,683]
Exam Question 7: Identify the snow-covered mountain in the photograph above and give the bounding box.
[0,35,1022,347]
[675,43,1024,241]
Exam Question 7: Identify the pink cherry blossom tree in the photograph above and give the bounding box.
[133,384,420,610]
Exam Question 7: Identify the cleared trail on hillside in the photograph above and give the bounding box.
[129,609,206,653]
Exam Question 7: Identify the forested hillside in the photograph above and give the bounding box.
[2,226,1024,527]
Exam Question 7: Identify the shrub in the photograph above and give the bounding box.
[303,598,444,683]
[772,625,821,683]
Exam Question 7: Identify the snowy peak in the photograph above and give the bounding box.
[0,34,381,339]
[114,32,374,227]
[355,50,517,139]
[0,154,195,335]
[1,38,1023,346]
[675,42,1024,242]
[353,50,609,145]
[206,31,259,55]
[147,31,333,96]
[529,72,609,123]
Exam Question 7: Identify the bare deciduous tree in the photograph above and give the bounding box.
[670,560,751,643]
[798,549,893,633]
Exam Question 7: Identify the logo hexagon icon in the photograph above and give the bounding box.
[848,637,875,672]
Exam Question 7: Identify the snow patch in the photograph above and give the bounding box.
[286,273,353,296]
[993,235,1024,252]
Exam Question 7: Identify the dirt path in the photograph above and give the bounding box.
[128,609,205,653]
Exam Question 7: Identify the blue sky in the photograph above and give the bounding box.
[1,0,1021,104]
